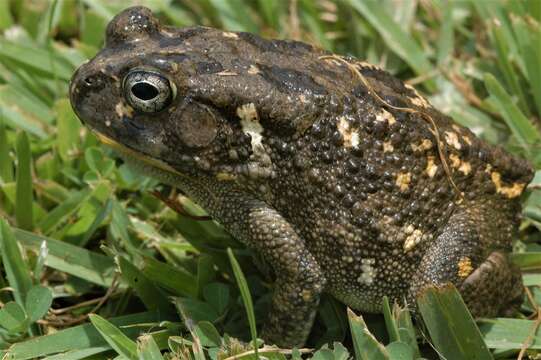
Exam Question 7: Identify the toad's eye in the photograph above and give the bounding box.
[123,70,176,113]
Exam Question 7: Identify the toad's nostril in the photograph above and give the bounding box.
[84,76,94,86]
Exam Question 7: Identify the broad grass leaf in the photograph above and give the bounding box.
[89,314,138,360]
[0,219,33,305]
[0,301,29,333]
[24,285,52,323]
[417,284,492,360]
[347,308,389,360]
[15,131,34,231]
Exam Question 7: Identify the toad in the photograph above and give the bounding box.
[70,6,533,347]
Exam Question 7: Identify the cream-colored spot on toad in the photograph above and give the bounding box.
[216,172,237,181]
[223,31,238,39]
[463,136,472,145]
[405,84,430,108]
[301,289,313,302]
[383,141,394,153]
[449,153,461,168]
[299,94,308,104]
[459,161,471,175]
[337,116,360,148]
[357,258,376,285]
[411,139,433,152]
[395,172,411,191]
[457,257,474,279]
[452,124,461,133]
[247,65,260,75]
[115,102,134,119]
[404,224,415,234]
[425,156,438,178]
[491,171,526,198]
[375,109,396,125]
[449,154,472,175]
[350,132,360,148]
[485,164,492,173]
[216,70,238,76]
[237,103,264,155]
[403,226,423,251]
[445,131,462,150]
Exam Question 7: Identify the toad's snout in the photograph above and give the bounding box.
[69,60,116,127]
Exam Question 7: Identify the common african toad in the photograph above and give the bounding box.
[69,6,533,347]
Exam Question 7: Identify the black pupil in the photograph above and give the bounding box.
[131,82,159,100]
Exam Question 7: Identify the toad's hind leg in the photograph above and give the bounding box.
[459,251,523,317]
[409,204,523,317]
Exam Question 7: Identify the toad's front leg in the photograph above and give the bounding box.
[214,191,326,347]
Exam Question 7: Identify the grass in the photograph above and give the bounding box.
[0,0,540,359]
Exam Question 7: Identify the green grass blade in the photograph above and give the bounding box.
[382,296,399,343]
[89,314,138,360]
[489,20,530,116]
[417,284,493,360]
[316,296,348,346]
[207,0,258,32]
[54,99,81,161]
[117,256,175,315]
[14,228,115,287]
[109,199,139,254]
[511,14,541,117]
[527,0,541,21]
[479,318,541,349]
[196,254,216,297]
[37,188,92,234]
[15,131,34,231]
[77,198,112,247]
[42,347,110,360]
[227,248,258,354]
[5,311,169,359]
[137,334,164,360]
[385,341,413,360]
[174,298,219,324]
[0,84,54,125]
[0,219,33,305]
[256,0,283,29]
[141,256,197,298]
[347,308,389,360]
[392,303,420,358]
[80,0,115,20]
[0,99,48,139]
[193,321,222,348]
[511,252,541,270]
[484,73,540,149]
[0,0,13,30]
[202,283,230,315]
[436,0,454,67]
[0,40,74,80]
[347,0,435,90]
[0,116,13,183]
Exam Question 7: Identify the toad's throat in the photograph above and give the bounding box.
[93,131,182,176]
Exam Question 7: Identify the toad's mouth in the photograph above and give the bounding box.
[93,131,182,176]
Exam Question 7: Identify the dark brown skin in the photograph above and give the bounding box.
[70,6,533,347]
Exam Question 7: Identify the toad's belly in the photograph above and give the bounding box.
[320,257,414,313]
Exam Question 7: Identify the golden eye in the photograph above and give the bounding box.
[123,69,176,113]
